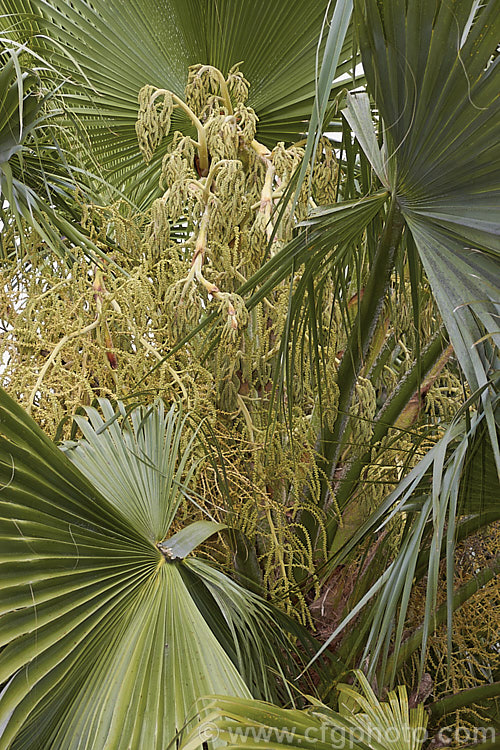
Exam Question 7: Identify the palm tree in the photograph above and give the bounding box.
[0,0,498,747]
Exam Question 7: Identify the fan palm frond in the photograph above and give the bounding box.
[0,391,280,749]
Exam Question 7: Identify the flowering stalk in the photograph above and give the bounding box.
[196,64,233,113]
[150,90,209,174]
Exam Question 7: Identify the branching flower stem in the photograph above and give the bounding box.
[151,89,209,173]
[27,316,101,415]
[260,163,276,243]
[251,139,271,161]
[181,178,239,332]
[201,159,234,202]
[93,273,191,404]
[197,65,233,113]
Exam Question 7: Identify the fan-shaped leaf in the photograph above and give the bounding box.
[0,391,278,749]
[355,0,500,407]
[15,0,356,206]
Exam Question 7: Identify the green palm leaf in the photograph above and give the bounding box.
[61,399,201,542]
[182,671,427,750]
[18,0,356,206]
[0,45,125,264]
[306,398,500,685]
[354,0,500,405]
[241,191,388,307]
[0,391,277,749]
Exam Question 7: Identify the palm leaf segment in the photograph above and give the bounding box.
[0,391,275,750]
